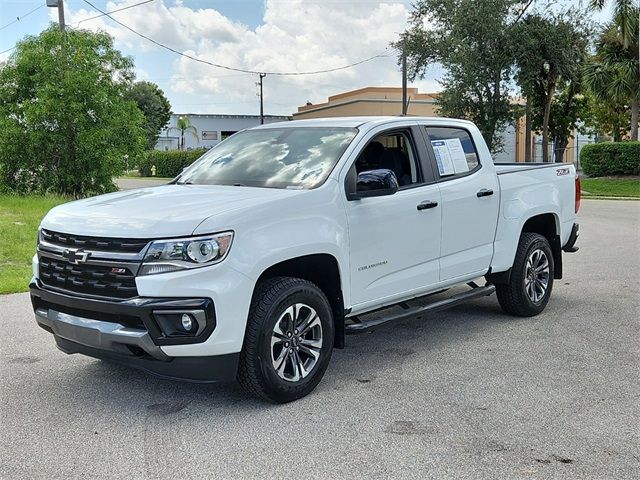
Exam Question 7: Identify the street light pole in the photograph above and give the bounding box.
[401,36,408,115]
[46,0,65,31]
[258,73,266,124]
[58,0,65,31]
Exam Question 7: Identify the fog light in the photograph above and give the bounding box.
[181,314,193,331]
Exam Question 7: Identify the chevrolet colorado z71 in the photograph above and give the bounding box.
[30,117,580,402]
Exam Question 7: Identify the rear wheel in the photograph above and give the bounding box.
[237,277,334,403]
[496,232,554,317]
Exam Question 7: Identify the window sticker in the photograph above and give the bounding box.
[431,140,455,176]
[431,138,469,175]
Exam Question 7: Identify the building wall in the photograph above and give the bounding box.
[294,87,588,164]
[294,87,439,119]
[156,114,289,151]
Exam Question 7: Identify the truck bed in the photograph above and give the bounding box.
[489,161,577,274]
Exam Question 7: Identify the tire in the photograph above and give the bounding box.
[237,277,334,403]
[496,232,554,317]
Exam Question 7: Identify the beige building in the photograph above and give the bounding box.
[294,87,438,119]
[294,87,578,163]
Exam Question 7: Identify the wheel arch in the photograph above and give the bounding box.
[521,213,563,279]
[254,253,345,349]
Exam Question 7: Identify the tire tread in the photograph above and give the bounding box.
[496,232,554,317]
[237,276,332,402]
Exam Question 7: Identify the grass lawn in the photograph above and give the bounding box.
[580,177,640,198]
[0,195,67,294]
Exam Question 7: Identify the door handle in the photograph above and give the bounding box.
[477,189,494,198]
[417,200,438,211]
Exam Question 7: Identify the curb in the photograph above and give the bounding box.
[582,196,640,201]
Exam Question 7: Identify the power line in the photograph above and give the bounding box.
[514,0,535,23]
[0,45,17,56]
[0,3,45,31]
[77,0,156,25]
[80,0,389,76]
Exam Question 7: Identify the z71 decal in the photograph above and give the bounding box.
[556,168,570,176]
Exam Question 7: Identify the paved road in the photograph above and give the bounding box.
[115,177,169,190]
[1,200,638,479]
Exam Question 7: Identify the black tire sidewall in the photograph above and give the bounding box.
[255,282,334,401]
[514,235,554,313]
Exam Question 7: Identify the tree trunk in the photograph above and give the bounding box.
[554,135,567,163]
[542,81,555,163]
[524,99,532,162]
[631,96,639,141]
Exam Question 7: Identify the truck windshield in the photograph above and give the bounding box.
[176,127,358,189]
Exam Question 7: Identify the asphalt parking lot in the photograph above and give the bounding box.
[1,199,638,479]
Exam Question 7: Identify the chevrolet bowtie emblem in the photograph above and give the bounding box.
[63,248,90,265]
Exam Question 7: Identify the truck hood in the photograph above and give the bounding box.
[41,184,302,238]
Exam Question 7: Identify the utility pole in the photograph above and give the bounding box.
[258,73,266,124]
[401,36,408,115]
[46,0,65,31]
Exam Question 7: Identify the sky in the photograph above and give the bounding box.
[0,0,611,117]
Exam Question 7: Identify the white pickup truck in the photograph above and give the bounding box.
[30,117,580,402]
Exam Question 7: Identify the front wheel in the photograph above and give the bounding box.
[237,277,334,403]
[496,232,554,317]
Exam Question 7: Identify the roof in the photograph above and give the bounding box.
[170,113,290,120]
[296,87,439,115]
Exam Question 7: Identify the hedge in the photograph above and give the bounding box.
[580,141,640,177]
[137,149,206,177]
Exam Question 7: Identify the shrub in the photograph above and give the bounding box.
[580,141,640,176]
[0,27,146,197]
[138,149,206,177]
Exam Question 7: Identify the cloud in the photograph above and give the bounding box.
[62,0,443,115]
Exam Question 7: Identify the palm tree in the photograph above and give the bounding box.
[586,1,639,140]
[589,0,637,47]
[168,116,199,150]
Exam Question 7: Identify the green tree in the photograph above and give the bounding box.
[169,116,199,150]
[513,12,591,162]
[400,0,520,152]
[0,26,146,197]
[590,0,638,47]
[530,85,591,162]
[583,7,639,140]
[582,90,631,141]
[127,81,172,149]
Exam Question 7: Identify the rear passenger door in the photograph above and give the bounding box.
[422,126,499,281]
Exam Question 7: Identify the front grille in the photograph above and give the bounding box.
[39,256,138,299]
[41,229,149,253]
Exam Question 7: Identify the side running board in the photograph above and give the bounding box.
[345,282,496,334]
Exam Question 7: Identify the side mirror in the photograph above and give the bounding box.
[347,169,399,200]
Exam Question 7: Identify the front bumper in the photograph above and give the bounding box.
[30,281,238,382]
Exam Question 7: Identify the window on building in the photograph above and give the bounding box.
[221,131,237,140]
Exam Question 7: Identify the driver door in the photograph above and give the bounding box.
[343,125,442,310]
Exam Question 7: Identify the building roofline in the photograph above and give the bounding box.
[293,97,437,117]
[297,86,439,114]
[170,113,291,120]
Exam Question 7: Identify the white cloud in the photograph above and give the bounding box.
[62,0,444,115]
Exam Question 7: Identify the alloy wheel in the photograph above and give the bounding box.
[524,248,550,303]
[270,303,323,382]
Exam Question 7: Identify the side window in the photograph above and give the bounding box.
[425,127,480,179]
[353,130,421,187]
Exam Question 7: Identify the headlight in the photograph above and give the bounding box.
[139,231,233,276]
